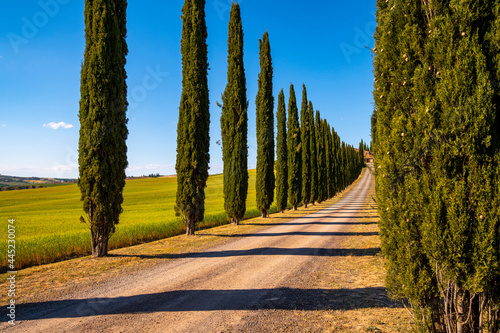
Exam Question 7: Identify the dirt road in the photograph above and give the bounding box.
[4,168,397,332]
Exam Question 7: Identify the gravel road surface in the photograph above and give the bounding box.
[4,169,374,332]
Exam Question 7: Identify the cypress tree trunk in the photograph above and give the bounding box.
[287,84,301,210]
[276,89,288,213]
[175,0,210,236]
[221,3,248,226]
[78,0,128,258]
[185,217,196,236]
[255,32,275,218]
[300,84,311,208]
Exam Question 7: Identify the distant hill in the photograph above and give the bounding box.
[0,175,76,191]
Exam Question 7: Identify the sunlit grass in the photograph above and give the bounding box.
[0,170,271,271]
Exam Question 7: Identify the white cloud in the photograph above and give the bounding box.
[126,164,175,177]
[0,163,78,178]
[2,124,5,127]
[126,164,174,172]
[49,163,78,175]
[43,122,74,130]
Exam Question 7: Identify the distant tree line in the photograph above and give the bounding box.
[373,1,499,332]
[0,185,47,191]
[145,173,161,178]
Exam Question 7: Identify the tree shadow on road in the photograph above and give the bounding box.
[199,231,379,237]
[15,286,402,321]
[106,247,381,260]
[262,215,379,219]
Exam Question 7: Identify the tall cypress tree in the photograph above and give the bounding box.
[78,0,128,257]
[332,127,340,195]
[340,141,346,191]
[255,31,274,218]
[287,84,301,210]
[275,89,288,213]
[175,0,210,235]
[325,123,334,199]
[309,102,318,205]
[300,84,311,208]
[315,110,326,202]
[358,139,364,167]
[374,0,500,330]
[221,2,248,225]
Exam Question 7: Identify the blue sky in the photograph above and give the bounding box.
[0,0,376,178]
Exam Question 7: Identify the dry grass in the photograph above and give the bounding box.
[314,200,414,333]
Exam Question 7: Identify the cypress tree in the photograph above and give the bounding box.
[275,89,288,213]
[358,139,364,168]
[331,127,339,196]
[221,2,248,225]
[423,4,499,330]
[373,1,445,326]
[331,127,338,196]
[300,84,311,208]
[325,123,334,199]
[309,102,318,205]
[287,84,301,210]
[78,0,128,257]
[340,141,346,191]
[315,110,326,202]
[175,0,210,235]
[374,0,500,330]
[255,31,274,218]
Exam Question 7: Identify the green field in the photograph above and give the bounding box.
[0,170,275,271]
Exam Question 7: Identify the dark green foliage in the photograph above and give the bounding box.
[78,0,129,257]
[358,139,365,167]
[374,0,500,331]
[309,102,318,204]
[255,31,275,218]
[300,84,311,207]
[339,141,346,191]
[287,84,301,210]
[175,0,210,235]
[325,123,334,199]
[220,2,248,225]
[331,129,340,194]
[315,111,326,202]
[276,89,288,213]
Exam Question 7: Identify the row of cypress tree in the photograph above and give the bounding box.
[373,1,500,332]
[276,83,365,213]
[77,0,366,257]
[222,3,365,221]
[177,0,366,231]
